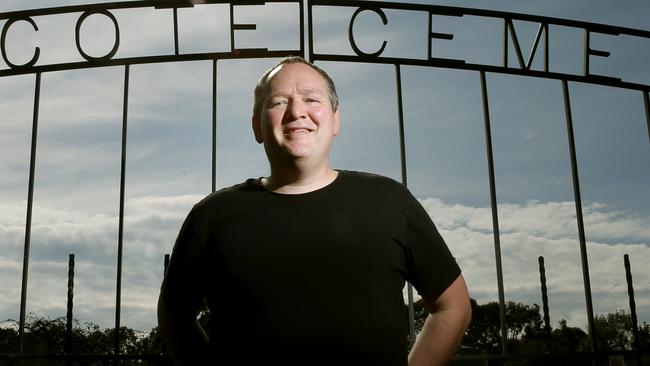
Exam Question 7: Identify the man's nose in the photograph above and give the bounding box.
[285,98,306,121]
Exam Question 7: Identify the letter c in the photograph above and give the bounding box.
[348,7,388,58]
[1,17,40,69]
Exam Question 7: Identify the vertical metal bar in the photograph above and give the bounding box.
[65,253,75,366]
[583,30,590,77]
[299,0,305,58]
[212,59,217,193]
[502,19,508,68]
[395,65,408,206]
[624,254,642,365]
[643,90,650,140]
[173,7,179,55]
[479,71,508,357]
[307,0,314,62]
[114,64,130,360]
[394,64,415,346]
[18,71,41,359]
[561,79,597,360]
[538,256,550,331]
[427,11,432,60]
[229,4,235,52]
[161,253,171,362]
[538,256,551,351]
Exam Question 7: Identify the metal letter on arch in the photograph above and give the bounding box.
[1,17,41,69]
[348,6,388,58]
[75,9,120,62]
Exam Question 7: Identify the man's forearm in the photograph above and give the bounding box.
[157,296,209,365]
[408,305,471,365]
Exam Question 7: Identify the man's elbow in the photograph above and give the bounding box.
[446,275,472,333]
[461,295,472,331]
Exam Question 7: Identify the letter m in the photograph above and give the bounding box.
[504,19,548,71]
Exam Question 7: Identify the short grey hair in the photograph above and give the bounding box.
[252,56,339,119]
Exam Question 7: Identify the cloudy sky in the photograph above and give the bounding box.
[0,0,648,336]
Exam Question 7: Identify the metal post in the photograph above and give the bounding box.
[212,59,217,193]
[173,7,179,55]
[502,19,509,68]
[643,90,650,144]
[479,71,508,357]
[561,80,596,363]
[307,0,314,62]
[583,30,590,77]
[18,72,41,361]
[299,0,305,58]
[624,254,642,366]
[114,64,130,360]
[229,4,235,52]
[161,253,171,363]
[394,64,416,345]
[65,253,75,366]
[538,256,551,351]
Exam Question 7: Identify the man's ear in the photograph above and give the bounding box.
[252,115,263,143]
[333,108,341,136]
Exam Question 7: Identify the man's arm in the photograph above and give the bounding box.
[157,294,209,365]
[408,274,472,366]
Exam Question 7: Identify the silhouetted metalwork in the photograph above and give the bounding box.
[479,70,508,356]
[538,256,551,341]
[65,254,74,366]
[643,90,650,141]
[115,63,130,360]
[18,71,40,357]
[625,254,642,366]
[562,79,597,361]
[1,0,648,364]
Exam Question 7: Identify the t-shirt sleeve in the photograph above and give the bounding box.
[402,189,461,299]
[159,207,206,313]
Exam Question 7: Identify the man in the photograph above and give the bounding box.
[158,56,471,365]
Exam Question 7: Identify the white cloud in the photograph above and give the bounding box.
[419,197,650,329]
[0,194,200,330]
[2,195,647,332]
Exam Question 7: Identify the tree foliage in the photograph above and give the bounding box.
[0,314,165,365]
[413,299,650,365]
[1,302,649,365]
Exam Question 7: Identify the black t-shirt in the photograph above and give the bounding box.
[161,170,460,365]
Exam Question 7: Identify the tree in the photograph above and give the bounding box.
[461,300,545,354]
[0,315,164,365]
[0,324,18,353]
[594,310,634,351]
[551,319,589,351]
[2,306,650,365]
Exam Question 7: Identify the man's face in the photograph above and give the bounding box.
[253,62,340,167]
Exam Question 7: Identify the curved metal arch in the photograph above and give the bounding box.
[1,0,647,90]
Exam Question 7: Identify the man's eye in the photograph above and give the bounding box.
[270,100,287,107]
[305,98,320,103]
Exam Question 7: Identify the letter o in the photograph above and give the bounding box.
[1,17,40,69]
[348,7,388,58]
[75,10,120,61]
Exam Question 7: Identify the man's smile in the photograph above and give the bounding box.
[283,125,315,135]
